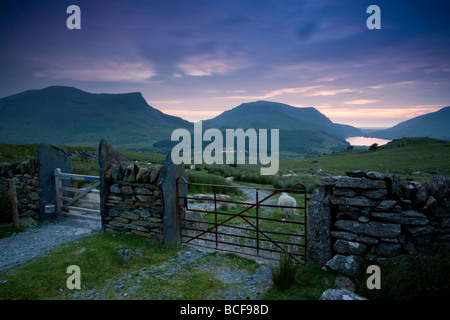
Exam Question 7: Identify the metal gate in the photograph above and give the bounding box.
[54,168,101,221]
[176,176,308,264]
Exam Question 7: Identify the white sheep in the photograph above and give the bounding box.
[277,192,296,218]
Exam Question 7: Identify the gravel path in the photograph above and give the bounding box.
[0,217,102,272]
[1,216,274,300]
[71,246,273,300]
[238,186,277,214]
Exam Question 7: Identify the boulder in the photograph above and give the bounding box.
[324,254,360,277]
[320,289,367,300]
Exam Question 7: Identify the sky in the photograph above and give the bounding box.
[1,0,450,128]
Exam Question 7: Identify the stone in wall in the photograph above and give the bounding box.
[39,144,71,221]
[157,153,187,245]
[334,220,401,238]
[370,210,429,226]
[307,185,333,265]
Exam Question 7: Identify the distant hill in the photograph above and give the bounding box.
[372,107,450,140]
[203,101,362,157]
[0,86,192,149]
[204,101,362,138]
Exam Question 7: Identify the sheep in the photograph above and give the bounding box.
[277,192,296,218]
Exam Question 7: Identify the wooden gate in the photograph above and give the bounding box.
[54,168,101,221]
[176,176,308,264]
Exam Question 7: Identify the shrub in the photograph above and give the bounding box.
[369,143,379,151]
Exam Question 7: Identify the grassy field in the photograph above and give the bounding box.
[281,137,450,181]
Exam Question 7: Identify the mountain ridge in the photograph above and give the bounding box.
[372,106,450,140]
[203,100,363,139]
[202,100,362,156]
[0,86,192,149]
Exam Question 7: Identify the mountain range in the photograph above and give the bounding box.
[0,86,448,157]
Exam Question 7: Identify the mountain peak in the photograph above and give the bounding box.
[203,100,362,138]
[0,86,191,147]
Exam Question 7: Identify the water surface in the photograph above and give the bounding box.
[346,136,391,146]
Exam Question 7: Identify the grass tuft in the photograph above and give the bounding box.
[269,251,300,291]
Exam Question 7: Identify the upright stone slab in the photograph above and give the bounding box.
[307,184,333,264]
[157,152,187,245]
[98,139,127,229]
[38,144,71,220]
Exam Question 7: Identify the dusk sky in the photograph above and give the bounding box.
[1,0,450,127]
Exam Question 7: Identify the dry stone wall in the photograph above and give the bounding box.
[103,163,165,241]
[98,139,187,244]
[0,157,40,224]
[308,171,450,276]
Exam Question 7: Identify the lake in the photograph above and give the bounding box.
[346,136,391,146]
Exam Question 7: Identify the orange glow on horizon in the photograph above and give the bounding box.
[158,109,222,119]
[317,106,443,119]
